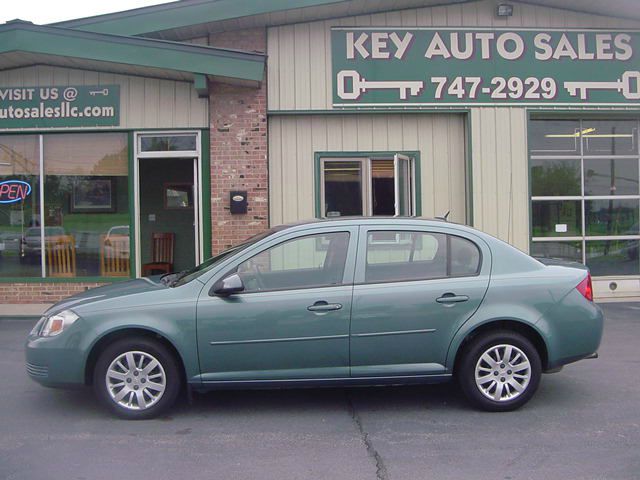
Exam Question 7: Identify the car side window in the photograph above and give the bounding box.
[236,231,350,292]
[450,235,481,276]
[364,231,481,283]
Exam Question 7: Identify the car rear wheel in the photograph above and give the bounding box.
[458,330,541,412]
[93,337,181,419]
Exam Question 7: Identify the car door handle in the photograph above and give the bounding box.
[436,293,469,304]
[307,301,343,312]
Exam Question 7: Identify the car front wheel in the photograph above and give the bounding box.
[458,330,541,412]
[93,337,181,419]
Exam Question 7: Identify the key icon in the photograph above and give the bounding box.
[336,70,424,101]
[89,88,110,96]
[564,71,640,100]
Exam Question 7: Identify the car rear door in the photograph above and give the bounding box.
[196,226,358,382]
[350,225,491,377]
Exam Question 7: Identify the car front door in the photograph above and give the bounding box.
[350,225,490,377]
[196,226,357,383]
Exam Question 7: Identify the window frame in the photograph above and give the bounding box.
[315,151,422,219]
[529,117,640,277]
[355,226,483,286]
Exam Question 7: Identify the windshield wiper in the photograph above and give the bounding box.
[168,270,189,287]
[159,270,187,286]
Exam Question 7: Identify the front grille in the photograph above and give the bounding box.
[26,362,49,378]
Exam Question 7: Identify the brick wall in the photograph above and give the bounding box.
[0,282,105,305]
[209,28,269,254]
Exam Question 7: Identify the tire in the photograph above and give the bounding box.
[93,337,181,419]
[457,330,542,412]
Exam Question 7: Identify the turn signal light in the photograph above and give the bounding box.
[576,273,593,302]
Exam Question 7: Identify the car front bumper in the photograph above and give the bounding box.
[25,332,86,388]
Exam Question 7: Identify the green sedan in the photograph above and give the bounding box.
[25,218,603,419]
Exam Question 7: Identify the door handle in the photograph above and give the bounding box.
[436,293,469,304]
[307,301,343,312]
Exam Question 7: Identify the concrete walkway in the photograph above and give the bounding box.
[0,304,52,317]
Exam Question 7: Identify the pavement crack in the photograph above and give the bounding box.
[346,391,389,480]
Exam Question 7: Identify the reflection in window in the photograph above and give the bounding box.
[140,135,197,152]
[164,184,193,209]
[584,158,639,196]
[236,232,350,292]
[529,120,580,154]
[586,240,640,276]
[585,200,639,236]
[529,118,640,278]
[365,231,447,282]
[323,161,363,217]
[44,133,130,278]
[531,241,583,263]
[532,200,582,237]
[0,136,40,277]
[531,159,581,196]
[581,121,638,156]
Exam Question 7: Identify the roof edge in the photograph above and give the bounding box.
[51,0,347,36]
[0,22,265,82]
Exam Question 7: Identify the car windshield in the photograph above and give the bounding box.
[171,226,284,287]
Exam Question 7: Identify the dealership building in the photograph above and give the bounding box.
[1,0,640,303]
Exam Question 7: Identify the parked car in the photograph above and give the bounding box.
[103,225,130,258]
[20,226,66,262]
[26,218,603,419]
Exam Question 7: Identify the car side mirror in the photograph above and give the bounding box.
[212,273,245,297]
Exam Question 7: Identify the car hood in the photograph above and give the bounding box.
[45,277,167,316]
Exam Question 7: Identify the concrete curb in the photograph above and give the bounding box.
[0,304,52,318]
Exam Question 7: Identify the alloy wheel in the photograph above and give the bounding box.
[105,350,166,411]
[474,344,531,402]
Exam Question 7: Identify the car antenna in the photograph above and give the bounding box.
[436,210,450,221]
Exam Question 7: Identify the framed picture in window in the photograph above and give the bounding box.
[164,183,193,209]
[71,177,115,213]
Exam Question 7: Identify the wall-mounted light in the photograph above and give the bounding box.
[496,3,514,17]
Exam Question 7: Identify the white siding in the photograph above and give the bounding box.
[470,107,529,252]
[268,114,466,226]
[0,65,208,131]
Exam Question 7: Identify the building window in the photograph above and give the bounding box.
[529,119,640,276]
[0,133,130,280]
[0,136,41,278]
[319,154,416,218]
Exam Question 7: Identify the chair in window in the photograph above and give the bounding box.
[142,232,175,276]
[100,234,130,277]
[46,235,76,278]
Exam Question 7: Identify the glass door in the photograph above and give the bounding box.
[134,132,202,277]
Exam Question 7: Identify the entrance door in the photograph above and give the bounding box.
[135,132,202,276]
[138,157,198,275]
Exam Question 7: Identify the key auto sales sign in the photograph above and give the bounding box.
[331,28,640,108]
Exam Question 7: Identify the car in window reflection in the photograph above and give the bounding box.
[20,226,66,263]
[102,225,130,258]
[26,218,603,419]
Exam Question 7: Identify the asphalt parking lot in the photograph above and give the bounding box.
[1,302,639,480]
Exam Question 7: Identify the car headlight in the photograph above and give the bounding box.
[40,310,79,337]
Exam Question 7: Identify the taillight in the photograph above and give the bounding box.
[576,273,593,302]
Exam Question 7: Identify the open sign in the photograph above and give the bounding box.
[0,180,32,204]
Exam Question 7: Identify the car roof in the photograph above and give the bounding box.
[276,216,448,230]
[274,216,477,234]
